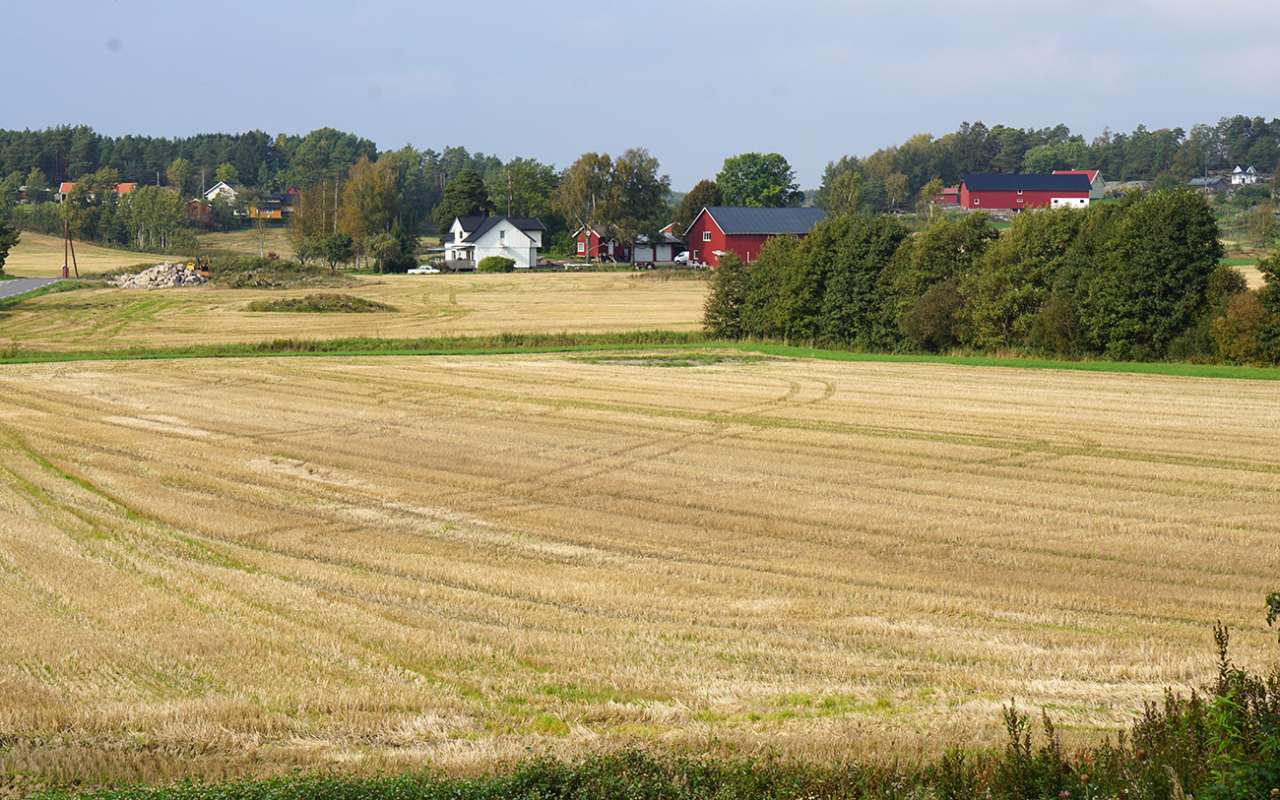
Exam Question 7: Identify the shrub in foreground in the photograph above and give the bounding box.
[478,256,516,273]
[245,294,396,313]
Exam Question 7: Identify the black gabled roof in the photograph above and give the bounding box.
[694,206,826,236]
[962,173,1091,192]
[460,215,546,243]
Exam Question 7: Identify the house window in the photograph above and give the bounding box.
[499,230,506,244]
[1017,189,1024,195]
[577,240,585,253]
[973,197,981,206]
[702,230,712,242]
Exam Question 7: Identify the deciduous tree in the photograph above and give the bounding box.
[716,152,803,207]
[673,179,721,234]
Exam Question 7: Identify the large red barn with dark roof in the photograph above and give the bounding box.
[959,173,1092,211]
[683,206,826,267]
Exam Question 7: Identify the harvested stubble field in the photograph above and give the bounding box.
[1,233,170,279]
[0,351,1278,786]
[0,272,708,351]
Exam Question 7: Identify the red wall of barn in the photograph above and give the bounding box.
[685,211,726,266]
[959,186,1089,210]
[685,212,784,267]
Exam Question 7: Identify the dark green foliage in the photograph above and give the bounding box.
[245,294,395,313]
[881,213,999,344]
[1076,189,1224,359]
[899,278,964,351]
[809,215,909,345]
[702,253,750,338]
[477,255,515,273]
[431,169,489,232]
[703,215,908,346]
[319,232,354,272]
[958,208,1086,349]
[0,218,17,273]
[673,179,721,234]
[716,152,804,207]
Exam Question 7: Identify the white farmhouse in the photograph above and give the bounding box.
[1231,166,1260,186]
[204,180,238,203]
[444,215,545,269]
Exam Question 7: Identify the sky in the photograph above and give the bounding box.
[7,0,1279,189]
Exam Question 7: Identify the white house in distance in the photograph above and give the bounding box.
[444,215,545,269]
[204,180,238,203]
[1052,169,1105,199]
[1231,166,1260,186]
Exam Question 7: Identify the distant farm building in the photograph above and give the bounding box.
[248,188,299,221]
[934,186,961,207]
[204,181,238,203]
[444,215,546,269]
[683,206,826,267]
[1052,169,1105,199]
[959,173,1092,211]
[1188,176,1229,193]
[55,181,138,203]
[573,227,629,262]
[1231,166,1260,186]
[573,222,684,263]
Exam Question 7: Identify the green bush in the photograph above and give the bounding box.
[477,255,516,273]
[245,294,396,313]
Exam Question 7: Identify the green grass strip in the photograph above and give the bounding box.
[1,331,1278,381]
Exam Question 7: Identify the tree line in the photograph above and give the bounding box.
[705,189,1280,365]
[816,116,1280,215]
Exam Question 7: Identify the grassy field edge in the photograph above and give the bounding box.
[2,331,1280,380]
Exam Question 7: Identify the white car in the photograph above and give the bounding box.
[672,251,690,265]
[407,265,441,275]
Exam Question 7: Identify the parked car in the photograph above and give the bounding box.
[672,250,689,265]
[407,265,441,275]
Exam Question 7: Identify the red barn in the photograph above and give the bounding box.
[683,206,826,267]
[959,173,1092,211]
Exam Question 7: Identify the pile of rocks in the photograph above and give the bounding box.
[110,263,208,290]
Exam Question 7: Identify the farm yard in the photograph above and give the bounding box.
[0,272,708,351]
[1,351,1277,785]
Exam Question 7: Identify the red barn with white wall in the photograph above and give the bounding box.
[959,173,1092,211]
[683,206,826,267]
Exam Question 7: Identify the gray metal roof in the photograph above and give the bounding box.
[697,206,826,236]
[962,173,1091,192]
[454,215,546,244]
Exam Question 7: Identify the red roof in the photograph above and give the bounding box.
[58,181,75,194]
[1052,169,1099,183]
[116,182,137,195]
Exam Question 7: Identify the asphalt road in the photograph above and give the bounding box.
[0,277,58,300]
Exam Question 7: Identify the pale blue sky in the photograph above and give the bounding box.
[7,0,1278,188]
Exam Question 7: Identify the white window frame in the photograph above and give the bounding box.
[702,230,712,242]
[499,230,506,244]
[576,240,585,253]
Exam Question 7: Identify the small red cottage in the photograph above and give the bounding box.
[683,206,826,267]
[959,173,1092,211]
[573,227,630,262]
